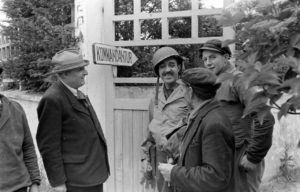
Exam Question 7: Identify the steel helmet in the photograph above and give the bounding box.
[152,47,183,76]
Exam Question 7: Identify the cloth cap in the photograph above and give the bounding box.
[199,39,231,57]
[182,68,220,99]
[46,48,89,75]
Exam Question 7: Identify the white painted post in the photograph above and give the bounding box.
[191,0,198,39]
[223,0,236,55]
[75,0,115,191]
[161,0,169,40]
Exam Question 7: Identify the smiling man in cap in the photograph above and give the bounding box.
[36,49,110,192]
[200,39,275,192]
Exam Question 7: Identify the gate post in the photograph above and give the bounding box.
[75,0,115,191]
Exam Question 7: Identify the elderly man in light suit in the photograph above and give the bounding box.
[36,49,110,192]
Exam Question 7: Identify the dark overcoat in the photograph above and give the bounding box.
[170,100,235,192]
[36,81,110,187]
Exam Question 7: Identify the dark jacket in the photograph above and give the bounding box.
[171,100,235,192]
[36,81,110,187]
[216,69,275,163]
[0,95,40,191]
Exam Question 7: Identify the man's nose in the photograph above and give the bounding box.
[165,65,172,71]
[83,69,88,75]
[205,59,212,67]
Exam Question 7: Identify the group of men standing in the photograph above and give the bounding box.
[143,39,274,192]
[0,39,274,192]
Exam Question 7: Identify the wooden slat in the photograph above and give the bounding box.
[141,111,156,192]
[114,110,124,192]
[114,77,162,84]
[114,98,150,110]
[106,107,115,192]
[122,110,134,192]
[132,111,144,192]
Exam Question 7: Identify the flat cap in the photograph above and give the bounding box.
[182,67,220,89]
[199,39,231,57]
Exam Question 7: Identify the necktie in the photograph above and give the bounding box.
[77,90,89,108]
[77,90,86,100]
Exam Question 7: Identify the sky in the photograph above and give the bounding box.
[0,0,7,25]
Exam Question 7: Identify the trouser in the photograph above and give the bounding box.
[14,187,27,192]
[234,145,265,192]
[66,184,103,192]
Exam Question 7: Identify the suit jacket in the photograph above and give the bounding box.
[0,95,40,191]
[36,81,110,187]
[170,99,235,192]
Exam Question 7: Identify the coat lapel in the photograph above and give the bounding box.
[0,96,10,129]
[158,87,166,105]
[179,100,220,164]
[179,116,202,163]
[56,82,107,144]
[159,84,185,110]
[56,82,90,116]
[85,97,106,142]
[165,85,185,105]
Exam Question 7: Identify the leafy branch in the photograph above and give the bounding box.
[217,0,300,121]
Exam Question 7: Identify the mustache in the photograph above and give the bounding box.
[162,71,175,76]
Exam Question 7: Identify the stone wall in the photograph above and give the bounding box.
[2,90,41,139]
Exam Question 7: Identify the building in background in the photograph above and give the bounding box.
[0,31,13,61]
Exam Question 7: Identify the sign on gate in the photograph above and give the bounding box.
[92,43,138,66]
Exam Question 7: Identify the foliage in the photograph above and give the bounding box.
[169,17,192,38]
[141,0,161,13]
[169,0,191,11]
[218,0,300,121]
[115,0,133,15]
[1,0,78,92]
[198,15,223,37]
[278,143,295,182]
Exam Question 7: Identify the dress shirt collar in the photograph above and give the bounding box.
[60,80,78,97]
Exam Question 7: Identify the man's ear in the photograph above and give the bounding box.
[224,53,230,60]
[177,64,181,71]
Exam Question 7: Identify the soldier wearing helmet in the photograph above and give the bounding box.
[141,47,190,192]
